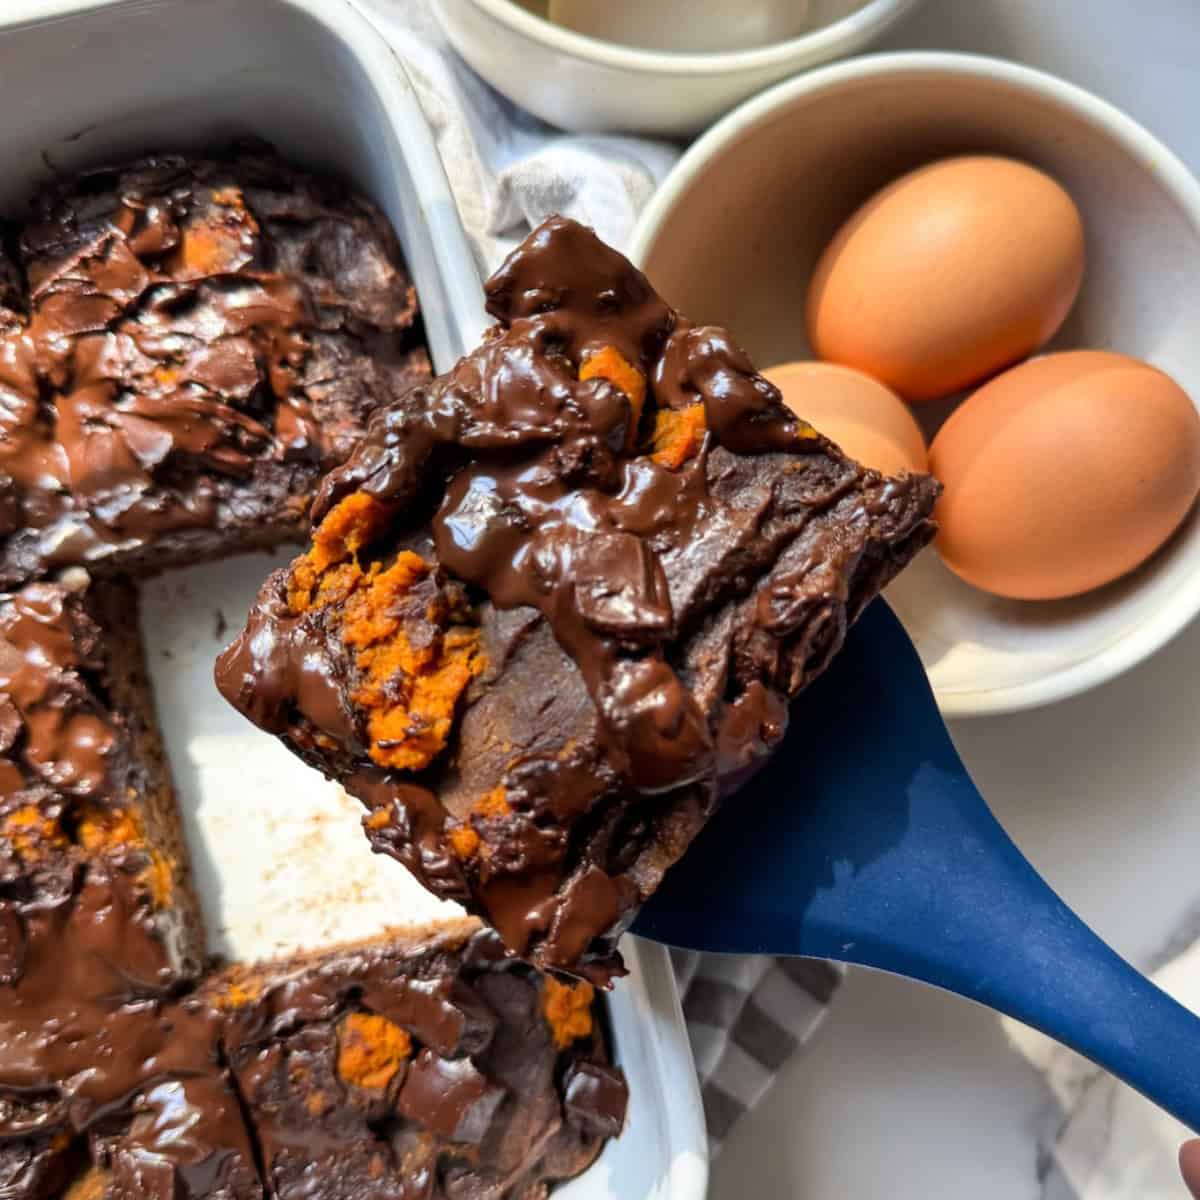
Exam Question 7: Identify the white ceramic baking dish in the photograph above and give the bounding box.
[0,2,708,1196]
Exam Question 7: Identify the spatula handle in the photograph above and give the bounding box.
[806,761,1200,1133]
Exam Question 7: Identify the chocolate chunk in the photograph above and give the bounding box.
[397,1050,506,1144]
[563,1061,628,1139]
[361,973,498,1061]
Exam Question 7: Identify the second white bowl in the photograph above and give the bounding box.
[431,0,920,135]
[631,53,1200,717]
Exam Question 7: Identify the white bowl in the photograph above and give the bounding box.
[430,0,921,136]
[0,2,708,1196]
[630,52,1200,717]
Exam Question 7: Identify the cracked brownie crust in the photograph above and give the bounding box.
[0,148,430,588]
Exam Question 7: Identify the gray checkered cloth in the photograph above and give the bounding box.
[670,951,844,1154]
[356,0,845,1156]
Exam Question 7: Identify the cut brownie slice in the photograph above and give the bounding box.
[0,574,206,972]
[212,920,625,1200]
[217,216,940,983]
[0,148,431,588]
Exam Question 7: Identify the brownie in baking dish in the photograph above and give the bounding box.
[216,215,941,984]
[0,575,213,1198]
[0,148,430,589]
[0,574,624,1200]
[209,921,624,1200]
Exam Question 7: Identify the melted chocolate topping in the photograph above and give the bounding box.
[299,218,799,794]
[0,149,429,588]
[0,580,115,802]
[217,217,941,982]
[0,579,224,1195]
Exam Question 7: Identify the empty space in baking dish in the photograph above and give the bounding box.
[0,2,707,1195]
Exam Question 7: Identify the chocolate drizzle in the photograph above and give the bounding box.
[217,216,941,982]
[0,148,430,588]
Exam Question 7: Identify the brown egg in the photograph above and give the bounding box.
[807,155,1085,401]
[764,361,927,477]
[930,351,1200,600]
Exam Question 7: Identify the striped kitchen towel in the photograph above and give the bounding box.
[671,950,844,1155]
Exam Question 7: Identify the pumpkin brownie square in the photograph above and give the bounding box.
[217,216,940,983]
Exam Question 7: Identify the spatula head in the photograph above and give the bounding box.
[632,598,969,957]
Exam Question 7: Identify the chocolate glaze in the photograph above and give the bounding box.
[562,1061,627,1140]
[217,216,941,982]
[396,1051,505,1143]
[0,148,430,589]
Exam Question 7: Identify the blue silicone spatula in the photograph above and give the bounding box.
[632,598,1200,1131]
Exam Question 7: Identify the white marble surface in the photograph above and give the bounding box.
[714,1,1200,1196]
